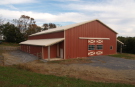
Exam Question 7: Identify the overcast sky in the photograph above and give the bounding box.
[0,0,135,36]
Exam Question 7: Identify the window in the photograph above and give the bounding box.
[97,45,103,50]
[88,45,95,50]
[110,46,113,50]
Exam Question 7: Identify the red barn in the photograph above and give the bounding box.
[20,19,117,60]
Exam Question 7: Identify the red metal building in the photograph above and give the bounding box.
[20,19,117,60]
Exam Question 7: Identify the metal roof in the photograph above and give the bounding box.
[30,19,118,36]
[117,39,124,44]
[19,38,64,46]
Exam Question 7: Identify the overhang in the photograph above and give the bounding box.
[117,39,124,44]
[19,38,64,46]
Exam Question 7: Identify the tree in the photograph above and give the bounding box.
[12,15,42,40]
[24,25,42,39]
[1,22,24,43]
[117,36,135,54]
[42,23,56,30]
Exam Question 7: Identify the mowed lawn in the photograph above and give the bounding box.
[0,66,134,87]
[109,53,135,60]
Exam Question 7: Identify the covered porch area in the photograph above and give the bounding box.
[20,38,65,61]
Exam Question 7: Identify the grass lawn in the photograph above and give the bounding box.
[0,42,20,46]
[0,66,134,87]
[109,53,135,60]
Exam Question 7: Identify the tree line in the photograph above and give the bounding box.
[117,36,135,54]
[0,15,57,43]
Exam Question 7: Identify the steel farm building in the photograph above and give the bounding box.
[20,19,117,60]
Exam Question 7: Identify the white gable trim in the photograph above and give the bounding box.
[117,39,124,44]
[79,37,110,40]
[29,19,118,36]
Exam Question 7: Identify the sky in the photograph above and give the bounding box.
[0,0,135,36]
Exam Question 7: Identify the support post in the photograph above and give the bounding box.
[42,46,44,59]
[120,44,122,54]
[48,46,50,61]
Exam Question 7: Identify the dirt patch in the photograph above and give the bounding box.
[17,60,135,85]
[2,50,135,85]
[48,58,92,64]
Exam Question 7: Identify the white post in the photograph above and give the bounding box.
[48,46,50,61]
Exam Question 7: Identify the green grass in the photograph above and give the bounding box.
[109,53,135,60]
[0,66,134,87]
[48,58,92,64]
[0,42,20,46]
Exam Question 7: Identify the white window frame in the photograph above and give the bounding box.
[88,45,95,50]
[96,45,103,50]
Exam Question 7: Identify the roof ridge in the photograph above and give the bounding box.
[29,19,117,36]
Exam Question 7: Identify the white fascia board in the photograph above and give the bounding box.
[79,37,110,40]
[117,39,124,44]
[45,39,64,46]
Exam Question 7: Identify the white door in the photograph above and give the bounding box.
[60,49,63,58]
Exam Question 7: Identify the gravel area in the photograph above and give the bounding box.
[9,50,38,62]
[3,50,38,65]
[87,56,135,70]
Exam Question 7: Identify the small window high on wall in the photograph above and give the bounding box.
[88,45,95,50]
[110,46,113,50]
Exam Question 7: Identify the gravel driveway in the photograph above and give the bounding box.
[88,56,135,70]
[3,50,38,65]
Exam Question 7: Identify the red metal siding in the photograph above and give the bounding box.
[30,45,42,56]
[28,31,64,40]
[43,47,48,59]
[65,20,117,59]
[50,44,57,58]
[21,44,42,58]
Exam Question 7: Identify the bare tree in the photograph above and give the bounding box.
[17,15,36,33]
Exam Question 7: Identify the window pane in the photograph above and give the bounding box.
[88,45,95,50]
[110,46,113,50]
[97,45,103,50]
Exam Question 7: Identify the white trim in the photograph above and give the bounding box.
[117,39,124,44]
[79,37,110,40]
[29,19,117,36]
[42,46,44,59]
[48,46,50,61]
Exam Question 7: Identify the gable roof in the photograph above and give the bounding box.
[30,19,118,36]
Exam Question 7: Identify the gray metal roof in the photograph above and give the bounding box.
[29,19,118,36]
[19,38,64,46]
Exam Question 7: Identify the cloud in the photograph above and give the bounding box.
[60,0,135,36]
[0,0,135,36]
[0,9,89,24]
[6,5,18,9]
[0,0,36,5]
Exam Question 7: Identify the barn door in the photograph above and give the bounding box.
[96,40,103,55]
[88,39,103,56]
